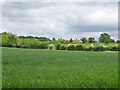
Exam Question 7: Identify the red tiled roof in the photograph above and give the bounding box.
[73,40,82,43]
[65,40,82,43]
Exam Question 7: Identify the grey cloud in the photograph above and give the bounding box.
[1,2,118,40]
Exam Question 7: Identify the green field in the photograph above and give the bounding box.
[2,47,118,88]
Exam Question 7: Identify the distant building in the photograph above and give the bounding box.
[73,40,82,43]
[49,44,55,50]
[65,40,82,43]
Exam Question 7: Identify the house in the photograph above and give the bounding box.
[73,40,82,43]
[65,40,82,43]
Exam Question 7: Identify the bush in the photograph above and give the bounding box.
[118,45,120,52]
[38,42,49,49]
[67,44,75,50]
[76,44,84,51]
[61,45,67,50]
[11,44,17,47]
[56,44,61,50]
[110,46,118,51]
[16,45,21,48]
[93,46,104,51]
[20,42,49,49]
[84,46,93,51]
[20,45,29,48]
[54,41,61,50]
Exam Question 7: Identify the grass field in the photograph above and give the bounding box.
[2,47,118,88]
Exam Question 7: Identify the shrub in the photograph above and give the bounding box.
[20,45,29,48]
[67,44,75,50]
[93,45,104,51]
[103,47,109,51]
[61,45,67,50]
[84,46,93,51]
[11,44,17,47]
[38,42,49,49]
[54,41,61,50]
[110,46,118,51]
[16,45,21,48]
[118,45,120,52]
[76,44,84,51]
[56,44,61,50]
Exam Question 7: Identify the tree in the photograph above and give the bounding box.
[81,38,88,43]
[19,36,51,41]
[8,34,17,47]
[99,33,111,44]
[52,37,56,41]
[69,38,73,43]
[111,39,115,43]
[2,32,17,47]
[116,40,120,43]
[88,37,94,43]
[58,38,65,43]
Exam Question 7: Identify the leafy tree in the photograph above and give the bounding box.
[81,38,88,43]
[8,34,17,47]
[67,44,75,50]
[116,40,120,43]
[76,44,84,51]
[61,45,67,50]
[19,36,26,39]
[99,33,111,44]
[2,32,17,47]
[26,36,34,39]
[58,38,65,43]
[88,37,94,43]
[52,37,56,41]
[66,40,69,43]
[38,37,50,41]
[69,38,73,43]
[54,41,61,50]
[111,39,115,43]
[19,36,51,41]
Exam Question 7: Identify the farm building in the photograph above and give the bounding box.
[65,40,82,43]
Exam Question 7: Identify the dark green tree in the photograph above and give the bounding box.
[52,37,56,41]
[111,39,115,43]
[69,38,73,43]
[81,38,88,43]
[88,37,94,43]
[116,40,120,43]
[58,38,65,43]
[99,33,111,44]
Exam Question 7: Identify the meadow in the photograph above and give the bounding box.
[2,47,118,88]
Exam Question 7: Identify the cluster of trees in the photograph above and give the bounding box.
[0,32,119,51]
[52,33,117,44]
[80,33,116,44]
[19,36,50,42]
[1,32,49,49]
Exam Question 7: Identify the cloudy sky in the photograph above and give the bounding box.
[1,2,118,40]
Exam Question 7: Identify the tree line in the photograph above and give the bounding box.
[0,32,119,51]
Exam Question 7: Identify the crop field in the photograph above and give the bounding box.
[2,47,118,88]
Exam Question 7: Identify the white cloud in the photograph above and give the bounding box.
[2,2,118,40]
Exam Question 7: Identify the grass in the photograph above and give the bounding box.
[2,47,118,88]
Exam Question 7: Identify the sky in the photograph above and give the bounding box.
[1,2,118,41]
